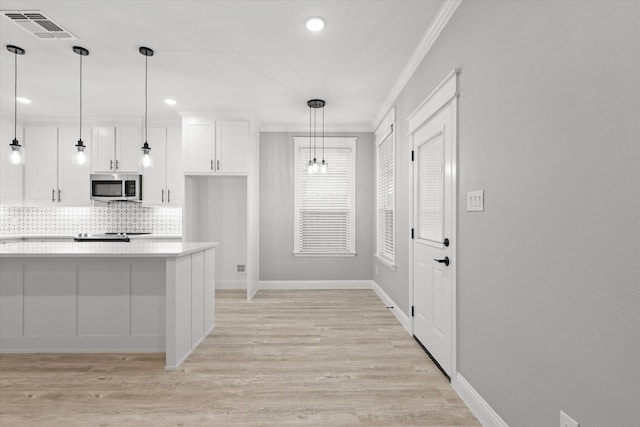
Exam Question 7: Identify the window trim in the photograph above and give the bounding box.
[292,136,358,256]
[375,109,396,268]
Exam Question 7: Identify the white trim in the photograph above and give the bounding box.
[260,124,372,133]
[407,69,460,135]
[258,280,374,290]
[371,281,411,335]
[216,280,247,290]
[293,252,356,257]
[375,107,396,143]
[372,0,462,128]
[452,374,509,427]
[374,254,396,271]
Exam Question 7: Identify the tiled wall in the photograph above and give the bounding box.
[0,203,182,236]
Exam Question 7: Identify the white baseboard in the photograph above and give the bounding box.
[452,374,508,427]
[217,280,247,290]
[258,280,375,290]
[371,281,412,335]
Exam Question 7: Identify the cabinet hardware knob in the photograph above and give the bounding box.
[167,189,170,203]
[217,160,220,171]
[58,189,61,203]
[211,159,214,170]
[116,160,119,170]
[110,160,113,170]
[162,189,164,203]
[52,189,55,203]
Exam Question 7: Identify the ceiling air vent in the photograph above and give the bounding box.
[2,10,76,39]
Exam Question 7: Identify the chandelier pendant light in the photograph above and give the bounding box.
[73,46,89,165]
[7,45,25,165]
[139,46,154,168]
[307,99,326,174]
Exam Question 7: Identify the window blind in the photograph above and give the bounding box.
[376,131,395,263]
[294,138,357,255]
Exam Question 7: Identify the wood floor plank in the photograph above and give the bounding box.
[0,289,479,426]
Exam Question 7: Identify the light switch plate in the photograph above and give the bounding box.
[467,190,484,212]
[560,411,579,427]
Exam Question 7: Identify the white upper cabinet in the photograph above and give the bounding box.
[183,123,215,173]
[142,127,182,207]
[24,126,59,205]
[23,125,92,206]
[58,126,92,206]
[116,126,140,173]
[142,127,167,206]
[166,127,183,206]
[93,125,140,173]
[216,120,248,174]
[183,120,248,174]
[0,116,23,205]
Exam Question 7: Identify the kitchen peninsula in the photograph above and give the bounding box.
[0,241,217,370]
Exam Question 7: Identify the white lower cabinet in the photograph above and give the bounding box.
[143,127,182,206]
[24,126,92,206]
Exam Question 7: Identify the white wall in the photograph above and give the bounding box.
[184,176,247,286]
[375,0,640,425]
[259,132,374,281]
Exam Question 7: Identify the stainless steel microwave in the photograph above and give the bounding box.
[90,174,142,202]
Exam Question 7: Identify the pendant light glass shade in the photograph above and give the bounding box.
[139,47,154,168]
[73,46,89,165]
[307,99,326,174]
[7,45,25,165]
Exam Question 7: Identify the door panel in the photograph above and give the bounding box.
[142,128,167,206]
[58,126,92,206]
[116,126,140,173]
[24,126,58,205]
[216,120,248,173]
[413,104,453,377]
[184,123,214,173]
[93,126,115,172]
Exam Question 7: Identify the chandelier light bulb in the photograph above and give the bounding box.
[75,149,86,165]
[307,160,314,174]
[320,160,328,173]
[142,152,152,168]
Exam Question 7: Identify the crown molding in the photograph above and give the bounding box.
[371,0,462,129]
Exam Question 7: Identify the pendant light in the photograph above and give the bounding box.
[307,99,326,174]
[139,46,154,168]
[73,46,89,165]
[7,45,25,165]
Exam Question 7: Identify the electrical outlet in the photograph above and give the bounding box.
[560,411,579,427]
[237,264,246,273]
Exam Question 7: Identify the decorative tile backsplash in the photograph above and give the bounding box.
[0,203,182,236]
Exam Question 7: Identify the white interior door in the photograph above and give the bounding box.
[412,104,454,377]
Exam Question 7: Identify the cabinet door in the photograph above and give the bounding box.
[115,126,140,172]
[166,127,183,206]
[0,117,23,205]
[24,126,59,205]
[58,126,92,206]
[183,123,215,173]
[142,128,167,206]
[216,120,248,174]
[93,126,115,172]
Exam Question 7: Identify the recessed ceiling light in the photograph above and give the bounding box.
[16,97,31,104]
[306,17,325,32]
[164,98,177,105]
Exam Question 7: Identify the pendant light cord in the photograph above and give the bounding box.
[322,106,325,161]
[145,54,148,143]
[313,107,317,160]
[309,105,312,161]
[79,53,83,141]
[13,51,17,140]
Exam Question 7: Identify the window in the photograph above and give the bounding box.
[375,109,395,267]
[293,137,357,255]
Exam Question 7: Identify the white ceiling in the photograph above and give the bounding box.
[0,1,444,131]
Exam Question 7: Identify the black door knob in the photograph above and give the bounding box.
[443,238,450,247]
[433,256,450,266]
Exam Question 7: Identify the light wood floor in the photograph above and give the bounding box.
[0,289,479,426]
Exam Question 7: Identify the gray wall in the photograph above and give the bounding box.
[374,1,640,425]
[259,132,374,281]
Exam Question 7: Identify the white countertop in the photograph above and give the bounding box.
[0,234,182,241]
[0,241,217,258]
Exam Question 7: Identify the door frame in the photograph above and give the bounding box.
[408,69,459,379]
